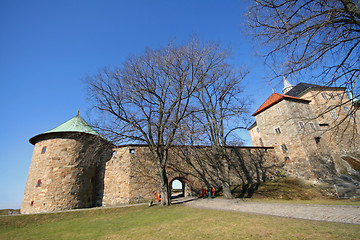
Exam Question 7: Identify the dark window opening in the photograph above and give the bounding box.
[298,121,304,129]
[281,144,288,153]
[284,157,290,162]
[275,127,281,134]
[41,146,47,154]
[321,93,327,100]
[36,179,42,187]
[319,123,329,127]
[129,149,135,154]
[315,137,321,144]
[30,201,34,206]
[309,122,316,130]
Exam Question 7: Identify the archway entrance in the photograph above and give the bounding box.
[171,179,183,198]
[169,177,192,199]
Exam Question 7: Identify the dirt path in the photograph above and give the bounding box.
[181,198,360,225]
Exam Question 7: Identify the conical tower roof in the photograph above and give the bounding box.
[282,76,295,94]
[29,115,100,145]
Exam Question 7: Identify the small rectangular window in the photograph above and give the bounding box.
[129,149,135,154]
[344,106,354,119]
[329,93,335,100]
[321,93,328,100]
[309,122,316,130]
[256,128,260,133]
[275,127,281,134]
[41,146,47,154]
[36,179,42,187]
[281,144,288,152]
[277,107,281,114]
[298,121,304,129]
[328,107,338,120]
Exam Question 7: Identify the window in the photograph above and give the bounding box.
[277,107,281,114]
[281,144,288,152]
[309,122,316,130]
[41,146,47,154]
[344,106,354,119]
[30,201,34,206]
[328,107,338,120]
[129,149,135,154]
[36,179,42,187]
[275,127,281,134]
[284,157,290,163]
[256,128,260,133]
[321,92,327,100]
[329,93,335,100]
[315,137,321,144]
[319,123,329,127]
[298,121,304,129]
[337,93,343,100]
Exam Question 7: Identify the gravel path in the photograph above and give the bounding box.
[182,198,360,224]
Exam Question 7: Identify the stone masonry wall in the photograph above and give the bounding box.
[101,145,278,206]
[21,133,102,214]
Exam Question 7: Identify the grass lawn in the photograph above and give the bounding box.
[1,205,359,240]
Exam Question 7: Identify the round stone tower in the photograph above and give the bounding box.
[21,114,108,214]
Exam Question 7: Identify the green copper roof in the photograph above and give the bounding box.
[29,115,100,144]
[44,115,100,136]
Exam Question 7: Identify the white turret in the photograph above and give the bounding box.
[282,76,294,94]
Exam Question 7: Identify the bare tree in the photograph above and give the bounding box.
[248,0,360,95]
[87,39,234,205]
[184,61,248,198]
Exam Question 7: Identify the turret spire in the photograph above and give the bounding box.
[282,76,294,94]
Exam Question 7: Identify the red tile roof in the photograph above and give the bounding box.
[252,93,310,116]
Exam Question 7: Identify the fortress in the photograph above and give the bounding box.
[249,79,360,181]
[21,80,360,214]
[21,115,276,214]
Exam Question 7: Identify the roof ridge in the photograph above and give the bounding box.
[252,92,310,116]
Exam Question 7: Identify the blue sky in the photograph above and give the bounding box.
[0,0,283,209]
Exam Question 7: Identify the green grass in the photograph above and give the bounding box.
[1,205,359,240]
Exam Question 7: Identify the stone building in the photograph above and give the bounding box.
[22,115,276,214]
[248,79,360,181]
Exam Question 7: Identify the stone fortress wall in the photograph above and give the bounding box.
[21,130,277,214]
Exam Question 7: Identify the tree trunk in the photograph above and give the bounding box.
[222,181,233,199]
[159,167,171,205]
[221,155,233,199]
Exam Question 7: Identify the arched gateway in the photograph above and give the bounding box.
[169,176,192,198]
